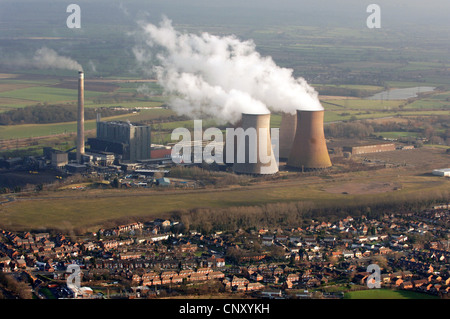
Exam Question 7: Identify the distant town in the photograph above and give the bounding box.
[1,203,448,299]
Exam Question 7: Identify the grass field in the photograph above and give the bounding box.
[0,108,172,140]
[0,168,448,232]
[376,131,420,139]
[344,289,438,299]
[0,86,105,106]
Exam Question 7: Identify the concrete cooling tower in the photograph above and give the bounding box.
[279,112,297,160]
[223,119,242,166]
[232,113,279,175]
[287,110,332,170]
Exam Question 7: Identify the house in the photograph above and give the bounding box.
[247,282,265,291]
[400,281,413,289]
[305,278,321,287]
[286,273,300,283]
[153,219,171,228]
[131,274,141,283]
[196,267,212,274]
[263,275,279,284]
[208,271,225,280]
[379,247,392,255]
[189,272,208,282]
[179,269,194,278]
[207,256,225,268]
[273,267,283,276]
[119,251,141,260]
[15,259,26,269]
[283,280,294,289]
[331,251,343,258]
[141,272,159,285]
[343,250,354,259]
[0,256,11,267]
[161,271,177,279]
[275,235,288,242]
[231,276,249,287]
[178,242,198,253]
[394,278,403,287]
[171,275,184,284]
[249,272,263,282]
[381,274,391,284]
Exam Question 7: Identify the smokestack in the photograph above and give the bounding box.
[232,113,278,175]
[287,110,332,170]
[76,71,85,163]
[279,112,297,160]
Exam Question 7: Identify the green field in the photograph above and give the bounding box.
[344,289,438,299]
[0,86,104,105]
[376,131,420,139]
[1,172,448,232]
[0,108,173,140]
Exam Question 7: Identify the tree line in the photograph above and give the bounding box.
[0,272,32,299]
[169,189,450,234]
[325,115,450,145]
[0,104,131,125]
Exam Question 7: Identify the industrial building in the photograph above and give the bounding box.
[88,121,151,162]
[51,151,69,168]
[82,151,115,166]
[432,168,450,177]
[343,143,396,155]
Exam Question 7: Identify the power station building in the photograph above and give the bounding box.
[88,121,151,162]
[343,143,396,155]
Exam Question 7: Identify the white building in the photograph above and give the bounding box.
[432,168,450,177]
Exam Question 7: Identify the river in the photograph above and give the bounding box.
[366,86,435,100]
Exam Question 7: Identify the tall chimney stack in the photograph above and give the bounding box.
[76,71,85,163]
[287,110,332,170]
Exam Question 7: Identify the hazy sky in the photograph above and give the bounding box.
[1,0,449,31]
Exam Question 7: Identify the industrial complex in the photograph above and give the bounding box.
[3,71,435,181]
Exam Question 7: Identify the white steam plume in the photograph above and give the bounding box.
[134,17,322,124]
[32,47,83,71]
[2,47,83,72]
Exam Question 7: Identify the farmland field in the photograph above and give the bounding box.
[1,164,448,232]
[344,289,438,299]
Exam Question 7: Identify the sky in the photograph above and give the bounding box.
[0,0,449,32]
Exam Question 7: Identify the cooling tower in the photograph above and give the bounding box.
[76,71,85,163]
[232,113,278,175]
[223,118,242,165]
[287,110,332,170]
[279,112,297,160]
